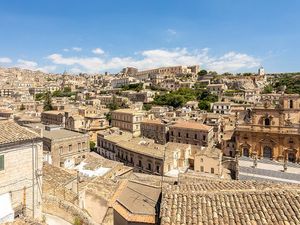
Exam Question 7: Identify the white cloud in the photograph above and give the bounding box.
[0,57,12,63]
[72,47,82,52]
[167,29,177,36]
[63,48,69,52]
[17,59,56,73]
[47,48,260,73]
[92,48,105,55]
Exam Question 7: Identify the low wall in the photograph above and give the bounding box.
[43,195,99,225]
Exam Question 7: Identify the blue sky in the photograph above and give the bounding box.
[0,0,299,74]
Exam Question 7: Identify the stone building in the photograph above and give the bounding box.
[207,83,227,95]
[169,121,214,147]
[140,119,169,144]
[97,128,133,160]
[41,110,65,126]
[111,108,145,136]
[236,94,300,163]
[0,120,43,222]
[194,147,223,176]
[25,123,90,168]
[115,138,191,176]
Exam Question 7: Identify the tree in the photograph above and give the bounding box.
[89,141,96,150]
[43,91,53,111]
[108,95,119,110]
[198,100,211,111]
[143,103,152,111]
[197,70,208,77]
[263,84,273,94]
[106,112,112,125]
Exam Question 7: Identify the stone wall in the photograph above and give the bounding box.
[43,195,98,225]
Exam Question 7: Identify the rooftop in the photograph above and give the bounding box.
[161,178,300,225]
[170,120,212,131]
[112,180,161,224]
[0,120,40,145]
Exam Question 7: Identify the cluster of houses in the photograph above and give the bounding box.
[1,65,300,224]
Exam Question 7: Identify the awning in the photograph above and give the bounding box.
[0,193,14,223]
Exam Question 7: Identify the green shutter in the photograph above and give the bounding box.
[0,155,4,171]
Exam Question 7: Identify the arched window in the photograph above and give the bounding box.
[243,148,249,157]
[288,152,296,162]
[263,146,273,159]
[264,118,270,126]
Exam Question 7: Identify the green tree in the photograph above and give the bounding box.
[197,70,208,77]
[198,101,211,110]
[106,112,112,125]
[108,95,119,110]
[43,91,53,111]
[89,141,96,150]
[263,84,273,94]
[143,103,152,111]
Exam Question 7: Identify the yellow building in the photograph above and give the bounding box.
[236,94,300,163]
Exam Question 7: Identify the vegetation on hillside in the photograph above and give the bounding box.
[153,88,218,109]
[121,83,143,92]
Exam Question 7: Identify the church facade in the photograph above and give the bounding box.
[235,94,300,163]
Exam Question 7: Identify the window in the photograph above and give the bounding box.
[178,132,181,137]
[138,160,142,167]
[186,133,189,138]
[200,166,204,172]
[264,118,270,126]
[203,135,206,141]
[171,131,174,136]
[148,163,152,171]
[68,145,72,152]
[211,168,215,174]
[200,158,203,162]
[194,134,197,139]
[78,143,81,151]
[290,100,293,109]
[59,146,63,154]
[0,155,4,171]
[156,165,160,173]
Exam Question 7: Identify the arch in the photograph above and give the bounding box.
[263,146,273,159]
[288,152,296,163]
[243,148,250,157]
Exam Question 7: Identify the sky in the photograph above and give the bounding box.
[0,0,300,74]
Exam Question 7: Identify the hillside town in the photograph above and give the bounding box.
[1,64,300,225]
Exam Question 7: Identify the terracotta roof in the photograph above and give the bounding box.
[112,180,161,224]
[170,121,212,131]
[0,120,39,145]
[161,179,300,225]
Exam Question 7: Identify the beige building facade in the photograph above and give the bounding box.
[0,120,43,222]
[111,109,145,136]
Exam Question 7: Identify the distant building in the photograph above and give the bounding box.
[258,66,265,76]
[41,110,65,126]
[140,119,169,144]
[194,147,223,176]
[111,109,145,136]
[169,121,214,147]
[0,120,43,222]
